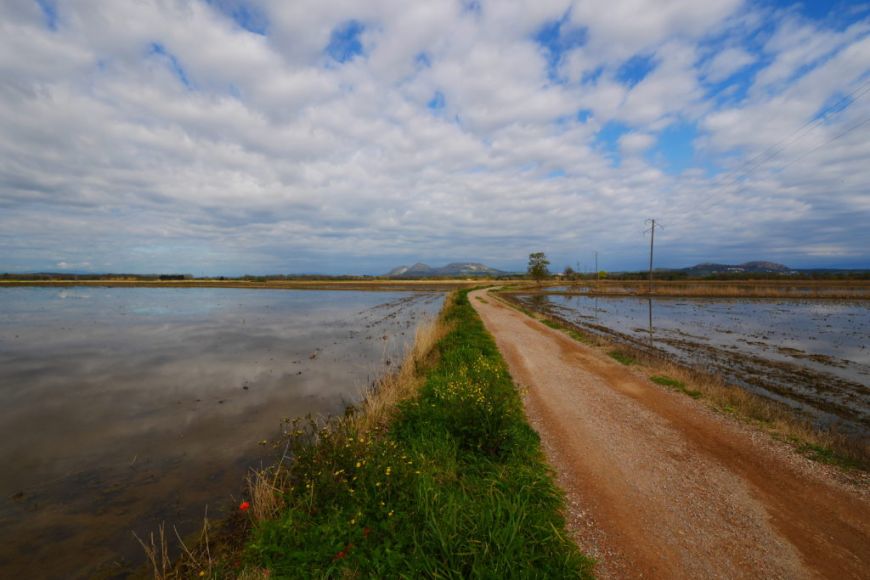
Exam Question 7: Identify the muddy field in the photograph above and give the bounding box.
[513,293,869,435]
[0,287,443,577]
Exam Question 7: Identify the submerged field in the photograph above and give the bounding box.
[512,292,870,437]
[0,287,442,577]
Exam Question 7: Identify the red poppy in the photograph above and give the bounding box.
[363,527,371,538]
[333,542,354,561]
[239,500,251,512]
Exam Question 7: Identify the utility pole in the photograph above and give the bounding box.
[645,219,661,294]
[594,251,599,281]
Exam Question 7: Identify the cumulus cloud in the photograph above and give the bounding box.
[703,46,756,82]
[0,0,868,275]
[619,132,655,155]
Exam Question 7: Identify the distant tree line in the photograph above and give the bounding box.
[0,273,192,281]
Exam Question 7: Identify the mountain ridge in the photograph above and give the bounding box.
[679,261,791,274]
[386,262,504,277]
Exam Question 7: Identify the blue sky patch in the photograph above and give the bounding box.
[149,43,192,88]
[415,52,431,69]
[534,15,587,82]
[616,54,656,88]
[649,122,698,175]
[812,89,855,123]
[34,0,58,30]
[205,0,268,35]
[427,91,446,111]
[327,20,365,63]
[702,58,767,106]
[462,1,482,16]
[581,66,604,86]
[768,0,870,28]
[595,120,629,166]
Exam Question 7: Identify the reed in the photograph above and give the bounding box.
[133,523,171,580]
[353,309,452,432]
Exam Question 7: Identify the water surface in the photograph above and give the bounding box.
[516,293,869,433]
[0,287,442,577]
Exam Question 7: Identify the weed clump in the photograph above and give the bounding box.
[608,350,637,366]
[541,319,562,330]
[650,375,702,398]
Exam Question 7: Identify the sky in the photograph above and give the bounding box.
[1,0,869,275]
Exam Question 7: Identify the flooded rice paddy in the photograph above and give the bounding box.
[516,293,869,435]
[0,287,443,578]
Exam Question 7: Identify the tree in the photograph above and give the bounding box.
[564,265,576,280]
[527,252,550,284]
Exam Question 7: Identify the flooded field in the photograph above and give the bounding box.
[514,293,869,434]
[0,287,442,578]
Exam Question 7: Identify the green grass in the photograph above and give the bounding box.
[546,322,592,345]
[794,440,865,471]
[650,375,702,399]
[242,290,593,578]
[566,330,592,344]
[520,310,594,345]
[607,350,636,366]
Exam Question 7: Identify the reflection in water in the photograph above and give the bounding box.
[519,293,870,433]
[0,287,443,578]
[647,298,653,347]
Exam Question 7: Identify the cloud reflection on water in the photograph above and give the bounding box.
[0,287,443,577]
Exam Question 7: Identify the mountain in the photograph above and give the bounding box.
[681,261,792,275]
[387,263,434,276]
[386,262,505,278]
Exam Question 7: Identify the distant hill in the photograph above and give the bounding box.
[386,262,505,278]
[679,261,792,276]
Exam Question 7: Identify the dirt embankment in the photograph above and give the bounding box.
[470,288,870,579]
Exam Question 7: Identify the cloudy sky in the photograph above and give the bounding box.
[1,0,869,275]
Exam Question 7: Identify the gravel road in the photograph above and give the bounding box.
[470,289,869,579]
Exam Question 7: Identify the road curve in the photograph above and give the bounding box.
[470,289,869,579]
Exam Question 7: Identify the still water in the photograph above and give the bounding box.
[0,287,443,578]
[517,293,870,433]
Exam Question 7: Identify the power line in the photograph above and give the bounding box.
[684,76,870,218]
[775,115,870,174]
[722,77,870,190]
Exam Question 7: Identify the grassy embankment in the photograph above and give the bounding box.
[496,292,869,474]
[167,290,592,578]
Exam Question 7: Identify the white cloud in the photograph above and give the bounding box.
[703,46,756,82]
[0,0,867,274]
[569,0,744,62]
[619,132,655,154]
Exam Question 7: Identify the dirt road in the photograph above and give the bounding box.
[470,289,870,579]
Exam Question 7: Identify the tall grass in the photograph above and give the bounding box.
[353,314,450,433]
